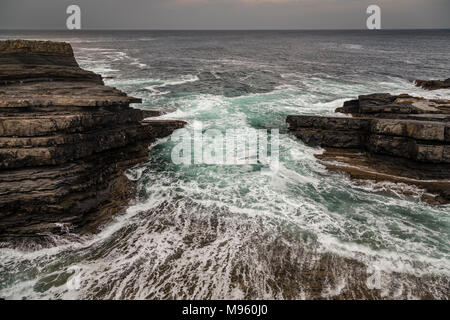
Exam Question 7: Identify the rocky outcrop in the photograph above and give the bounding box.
[415,78,450,90]
[0,40,185,246]
[287,93,450,204]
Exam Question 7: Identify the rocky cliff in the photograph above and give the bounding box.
[287,93,450,204]
[0,40,185,246]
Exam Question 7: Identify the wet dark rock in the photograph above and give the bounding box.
[0,40,186,246]
[287,93,450,204]
[415,78,450,90]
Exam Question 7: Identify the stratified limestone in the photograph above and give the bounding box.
[287,93,450,204]
[0,40,185,246]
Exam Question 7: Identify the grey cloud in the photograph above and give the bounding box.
[0,0,449,30]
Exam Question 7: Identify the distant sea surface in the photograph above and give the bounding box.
[1,30,449,299]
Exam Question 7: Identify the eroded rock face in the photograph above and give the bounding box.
[415,78,450,90]
[0,40,185,246]
[287,93,450,204]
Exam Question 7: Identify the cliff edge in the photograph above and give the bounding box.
[0,40,185,247]
[287,93,450,204]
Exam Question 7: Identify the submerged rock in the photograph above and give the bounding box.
[287,93,450,204]
[0,40,185,246]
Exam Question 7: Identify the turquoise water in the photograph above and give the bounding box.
[0,31,449,299]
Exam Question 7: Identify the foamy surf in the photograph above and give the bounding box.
[0,30,449,300]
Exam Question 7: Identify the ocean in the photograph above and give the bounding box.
[0,30,449,299]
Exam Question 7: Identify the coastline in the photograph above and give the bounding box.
[0,33,448,300]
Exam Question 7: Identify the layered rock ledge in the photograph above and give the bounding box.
[287,93,450,204]
[0,40,185,246]
[415,78,450,91]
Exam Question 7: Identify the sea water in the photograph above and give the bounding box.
[0,30,449,299]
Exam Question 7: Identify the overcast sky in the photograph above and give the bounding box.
[0,0,449,30]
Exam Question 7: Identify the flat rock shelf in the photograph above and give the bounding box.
[0,40,185,247]
[287,93,450,205]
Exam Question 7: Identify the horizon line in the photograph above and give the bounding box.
[1,28,450,32]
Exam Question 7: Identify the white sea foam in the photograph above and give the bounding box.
[143,75,199,96]
[342,44,363,50]
[1,32,449,299]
